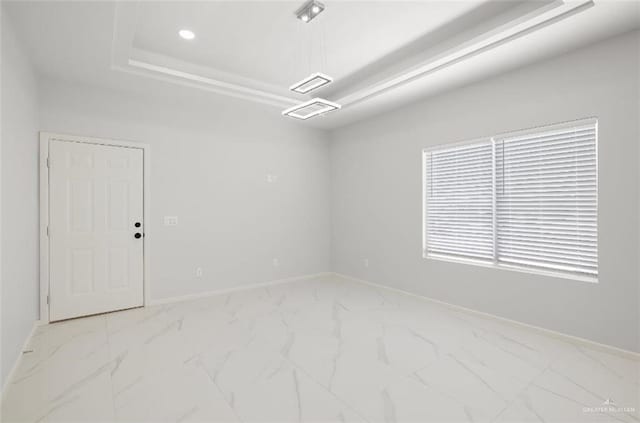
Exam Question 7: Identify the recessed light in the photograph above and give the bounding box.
[311,5,320,13]
[301,14,309,22]
[178,29,195,40]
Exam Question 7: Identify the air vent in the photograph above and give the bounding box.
[282,98,341,120]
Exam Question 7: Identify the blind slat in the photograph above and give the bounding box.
[425,119,597,279]
[426,140,494,262]
[496,121,597,277]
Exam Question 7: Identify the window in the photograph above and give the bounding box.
[424,140,495,262]
[423,118,597,281]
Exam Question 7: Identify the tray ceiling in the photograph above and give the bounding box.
[5,0,640,128]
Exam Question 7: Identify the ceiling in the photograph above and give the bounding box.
[4,0,640,129]
[131,1,481,88]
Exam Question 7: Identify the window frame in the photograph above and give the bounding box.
[422,118,598,283]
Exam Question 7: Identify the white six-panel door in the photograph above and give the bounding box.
[49,140,144,321]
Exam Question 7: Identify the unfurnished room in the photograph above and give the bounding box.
[0,0,639,422]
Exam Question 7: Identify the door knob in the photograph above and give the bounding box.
[134,233,142,239]
[134,222,141,228]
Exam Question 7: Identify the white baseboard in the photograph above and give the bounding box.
[1,319,43,401]
[147,272,332,306]
[333,272,640,361]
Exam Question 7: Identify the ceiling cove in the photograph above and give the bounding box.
[111,0,594,117]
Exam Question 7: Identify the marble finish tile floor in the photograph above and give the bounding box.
[1,274,638,423]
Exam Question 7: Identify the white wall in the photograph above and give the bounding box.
[39,78,331,301]
[1,10,40,386]
[330,30,640,352]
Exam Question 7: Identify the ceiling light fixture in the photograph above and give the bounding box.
[178,29,195,40]
[295,0,325,23]
[282,98,340,120]
[285,0,338,120]
[290,72,333,94]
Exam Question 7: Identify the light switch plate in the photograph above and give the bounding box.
[164,216,178,226]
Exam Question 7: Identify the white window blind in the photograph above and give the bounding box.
[423,118,598,280]
[424,140,494,261]
[495,122,597,277]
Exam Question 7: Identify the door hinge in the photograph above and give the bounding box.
[46,295,50,305]
[46,157,50,168]
[46,226,49,237]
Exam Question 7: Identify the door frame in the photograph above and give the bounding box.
[39,132,151,324]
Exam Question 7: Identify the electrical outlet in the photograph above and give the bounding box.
[272,258,280,268]
[196,267,203,277]
[164,216,178,226]
[363,258,369,268]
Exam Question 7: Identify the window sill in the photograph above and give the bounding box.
[424,253,598,284]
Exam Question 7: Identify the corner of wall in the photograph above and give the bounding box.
[0,5,41,388]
